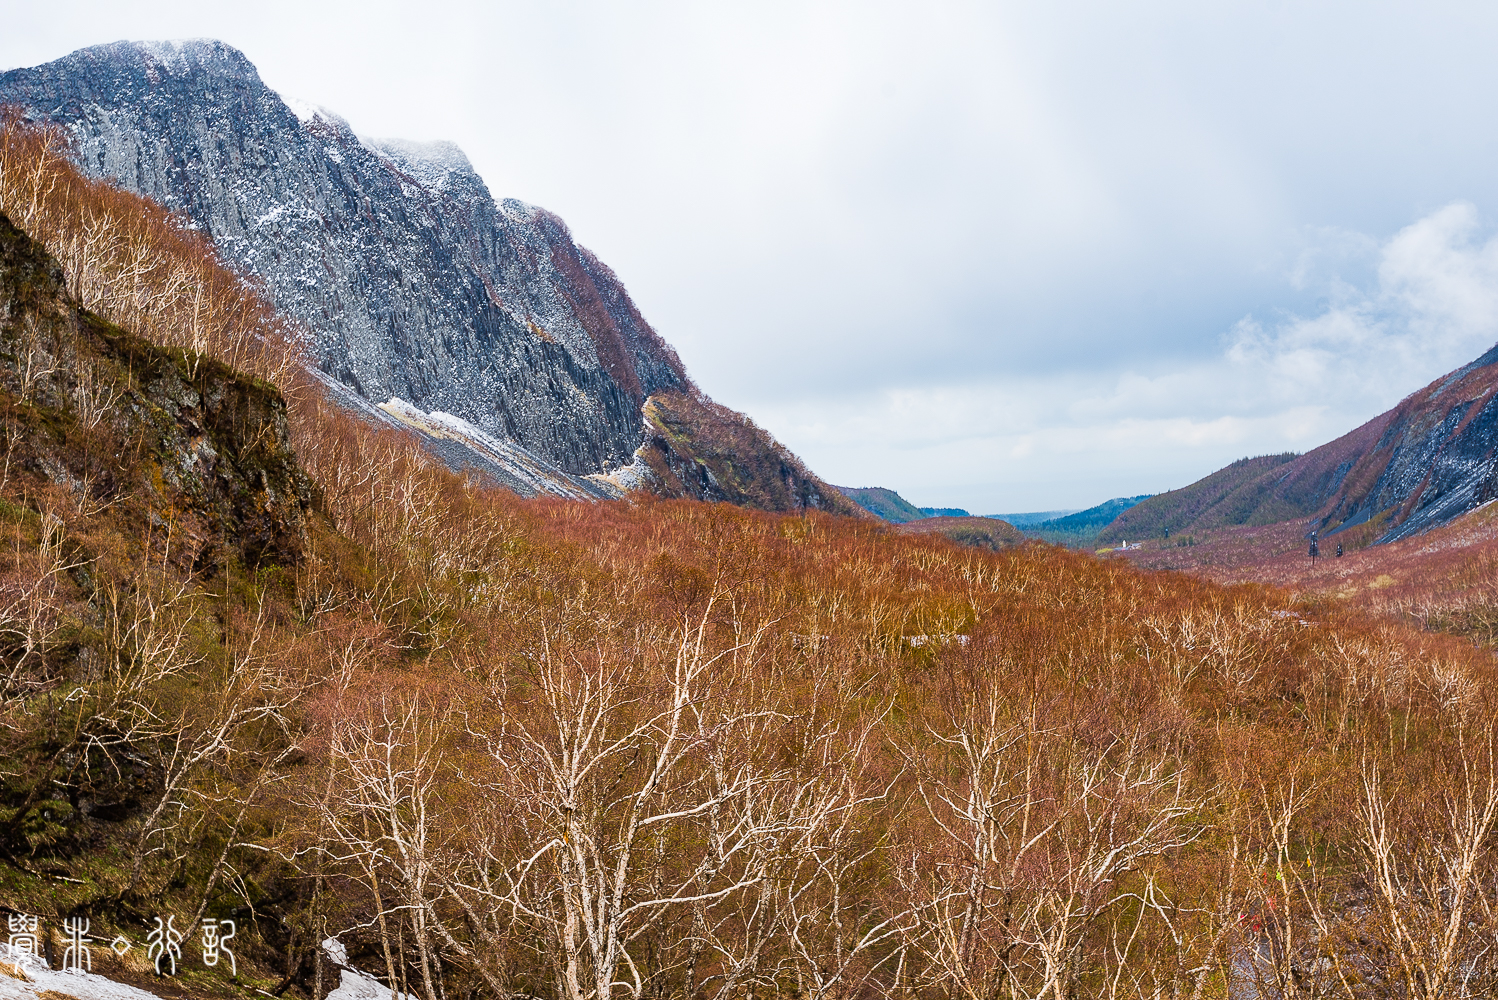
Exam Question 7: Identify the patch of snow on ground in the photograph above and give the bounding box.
[0,944,165,1000]
[379,397,622,499]
[322,938,412,1000]
[591,452,654,494]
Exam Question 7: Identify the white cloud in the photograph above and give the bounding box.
[754,203,1498,512]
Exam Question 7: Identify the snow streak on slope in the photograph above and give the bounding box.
[377,396,623,500]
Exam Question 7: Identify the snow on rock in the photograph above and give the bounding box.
[591,451,657,494]
[377,397,624,500]
[364,138,476,192]
[281,94,332,125]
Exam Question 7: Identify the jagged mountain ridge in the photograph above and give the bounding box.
[1100,342,1498,546]
[0,40,847,510]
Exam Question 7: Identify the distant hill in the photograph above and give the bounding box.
[1100,338,1498,547]
[920,506,971,517]
[836,486,928,523]
[894,515,1025,550]
[987,508,1080,528]
[1095,455,1300,544]
[1023,496,1152,547]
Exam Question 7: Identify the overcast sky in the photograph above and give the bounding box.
[7,1,1498,513]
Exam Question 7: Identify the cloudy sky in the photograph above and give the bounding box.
[7,1,1498,513]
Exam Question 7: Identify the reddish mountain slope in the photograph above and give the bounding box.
[613,392,869,517]
[1100,342,1498,546]
[894,515,1024,550]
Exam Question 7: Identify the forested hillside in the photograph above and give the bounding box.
[0,110,1497,1000]
[1020,495,1150,547]
[834,485,928,522]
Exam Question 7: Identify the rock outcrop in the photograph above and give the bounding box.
[601,392,866,516]
[0,210,314,569]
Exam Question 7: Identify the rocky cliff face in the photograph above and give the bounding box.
[1100,342,1498,546]
[0,39,690,479]
[0,210,314,570]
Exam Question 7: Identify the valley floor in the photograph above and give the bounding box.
[1111,502,1498,646]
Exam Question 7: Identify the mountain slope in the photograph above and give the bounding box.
[834,486,928,523]
[1100,342,1498,545]
[0,40,843,514]
[984,509,1079,528]
[0,210,313,571]
[893,515,1023,550]
[0,40,686,475]
[613,393,866,515]
[1096,458,1300,543]
[1013,495,1151,547]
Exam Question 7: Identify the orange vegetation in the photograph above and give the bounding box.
[894,514,1024,550]
[3,112,1498,999]
[1125,500,1498,649]
[0,107,307,398]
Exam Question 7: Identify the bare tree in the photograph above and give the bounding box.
[471,596,853,1000]
[897,686,1203,1000]
[322,696,450,1000]
[1332,732,1498,999]
[0,509,83,698]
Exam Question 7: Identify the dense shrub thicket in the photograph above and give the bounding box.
[3,111,1498,1000]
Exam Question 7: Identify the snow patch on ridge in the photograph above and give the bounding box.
[366,138,476,192]
[282,95,331,125]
